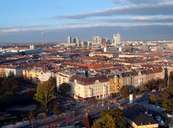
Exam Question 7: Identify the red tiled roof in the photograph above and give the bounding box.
[70,75,109,85]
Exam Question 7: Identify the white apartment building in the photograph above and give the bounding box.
[0,67,23,77]
[56,71,74,88]
[70,75,110,99]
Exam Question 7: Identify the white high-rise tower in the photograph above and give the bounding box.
[30,44,35,50]
[92,36,102,45]
[67,36,72,44]
[112,33,121,47]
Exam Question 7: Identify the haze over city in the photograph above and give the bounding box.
[1,0,173,42]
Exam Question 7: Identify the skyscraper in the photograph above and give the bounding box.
[29,44,35,50]
[67,36,72,44]
[73,37,80,46]
[92,36,102,45]
[112,33,121,47]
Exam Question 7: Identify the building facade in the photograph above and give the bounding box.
[71,75,110,99]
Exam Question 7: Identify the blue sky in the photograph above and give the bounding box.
[0,0,113,27]
[0,0,173,42]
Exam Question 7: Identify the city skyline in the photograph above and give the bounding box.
[1,0,173,42]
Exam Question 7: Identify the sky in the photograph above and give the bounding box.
[0,0,173,42]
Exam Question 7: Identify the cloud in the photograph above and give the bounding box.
[129,0,173,4]
[95,15,173,23]
[2,15,173,34]
[0,25,49,33]
[1,18,173,35]
[111,0,172,5]
[58,2,173,19]
[61,22,173,29]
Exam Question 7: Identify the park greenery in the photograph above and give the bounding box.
[0,75,70,126]
[34,78,72,114]
[118,72,173,114]
[149,84,173,113]
[119,85,136,98]
[0,74,36,109]
[119,78,166,99]
[34,77,57,114]
[148,73,173,113]
[0,75,36,126]
[58,83,71,97]
[92,108,127,128]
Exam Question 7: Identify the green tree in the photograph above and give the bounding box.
[92,109,127,128]
[0,75,36,110]
[0,76,18,100]
[92,114,115,128]
[169,72,173,81]
[47,77,57,95]
[28,112,34,128]
[149,94,159,104]
[167,84,173,96]
[161,98,173,113]
[52,104,61,115]
[120,85,135,98]
[34,78,56,113]
[145,79,157,91]
[143,79,164,91]
[120,86,129,98]
[58,83,71,97]
[104,109,127,128]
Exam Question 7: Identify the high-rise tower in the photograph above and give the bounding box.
[112,33,121,47]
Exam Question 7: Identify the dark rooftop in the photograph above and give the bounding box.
[124,104,158,126]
